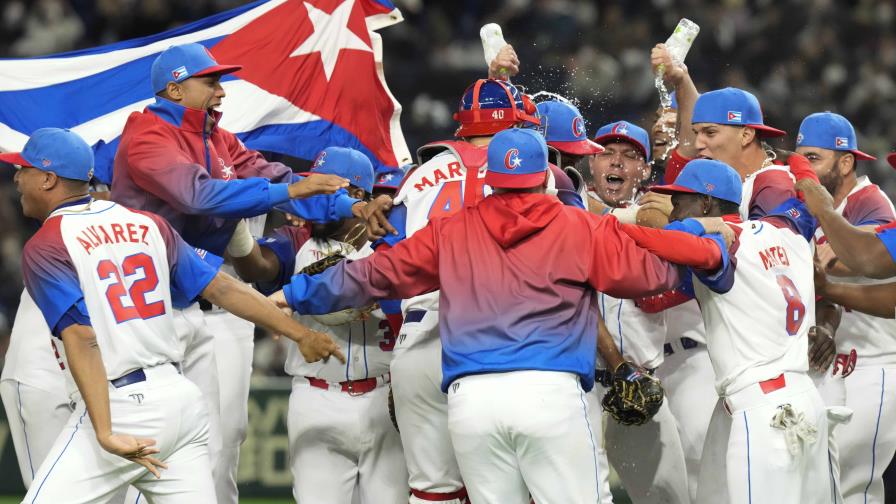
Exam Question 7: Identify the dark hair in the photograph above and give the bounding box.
[717,199,740,215]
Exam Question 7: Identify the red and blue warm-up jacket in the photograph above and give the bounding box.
[283,192,724,392]
[111,98,359,255]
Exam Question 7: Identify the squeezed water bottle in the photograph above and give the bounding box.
[664,18,700,66]
[480,23,508,76]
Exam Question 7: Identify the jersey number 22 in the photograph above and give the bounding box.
[97,252,166,323]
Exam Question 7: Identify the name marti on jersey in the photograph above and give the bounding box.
[75,222,152,254]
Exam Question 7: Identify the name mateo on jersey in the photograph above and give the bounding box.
[413,162,463,192]
[75,222,151,254]
[759,244,791,270]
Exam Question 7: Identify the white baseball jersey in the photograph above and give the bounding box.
[388,147,490,317]
[21,198,218,381]
[589,192,666,369]
[285,239,393,381]
[692,215,815,396]
[815,176,896,367]
[0,290,66,390]
[739,164,795,221]
[664,298,706,345]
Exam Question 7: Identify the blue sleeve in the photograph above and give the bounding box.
[373,203,408,249]
[273,174,359,222]
[21,225,86,334]
[169,240,219,309]
[664,219,735,294]
[876,228,896,264]
[766,198,818,242]
[52,301,92,339]
[255,232,299,295]
[557,189,585,209]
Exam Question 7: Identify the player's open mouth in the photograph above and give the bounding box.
[605,174,625,189]
[654,139,667,147]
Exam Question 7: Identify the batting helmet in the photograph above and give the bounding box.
[454,79,540,138]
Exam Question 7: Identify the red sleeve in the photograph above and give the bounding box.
[224,130,294,184]
[587,216,682,298]
[843,186,896,227]
[749,169,796,220]
[355,220,441,300]
[663,148,692,184]
[784,153,819,184]
[618,223,723,270]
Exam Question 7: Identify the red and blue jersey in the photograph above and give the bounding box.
[22,198,218,379]
[282,193,723,392]
[112,98,359,255]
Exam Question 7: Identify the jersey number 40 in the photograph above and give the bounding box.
[97,252,166,323]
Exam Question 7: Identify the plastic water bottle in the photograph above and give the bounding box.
[664,18,700,66]
[480,23,508,75]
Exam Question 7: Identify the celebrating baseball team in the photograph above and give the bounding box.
[5,7,896,504]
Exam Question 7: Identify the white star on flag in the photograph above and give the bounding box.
[290,0,372,81]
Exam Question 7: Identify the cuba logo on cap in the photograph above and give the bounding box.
[171,65,189,80]
[835,137,849,148]
[611,122,629,136]
[796,132,804,145]
[312,151,327,168]
[727,111,742,123]
[572,117,585,138]
[705,182,715,193]
[504,148,522,170]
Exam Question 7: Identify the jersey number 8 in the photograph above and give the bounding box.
[97,252,166,323]
[776,274,805,336]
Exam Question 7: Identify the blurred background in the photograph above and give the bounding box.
[0,0,894,499]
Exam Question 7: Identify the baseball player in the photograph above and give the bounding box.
[0,291,71,489]
[273,128,728,504]
[109,42,391,503]
[795,112,896,504]
[585,120,690,504]
[7,128,342,503]
[628,159,831,504]
[361,77,541,504]
[228,146,409,503]
[536,99,603,201]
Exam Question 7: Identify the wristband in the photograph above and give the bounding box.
[226,219,255,258]
[610,204,640,224]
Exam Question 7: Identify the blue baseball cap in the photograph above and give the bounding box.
[593,121,652,162]
[796,112,876,161]
[535,101,604,156]
[374,166,406,191]
[151,43,242,94]
[0,128,94,181]
[692,87,785,138]
[304,147,374,193]
[651,159,742,204]
[485,128,549,189]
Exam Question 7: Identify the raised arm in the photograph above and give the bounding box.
[651,43,699,159]
[797,179,896,278]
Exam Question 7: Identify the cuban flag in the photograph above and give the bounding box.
[0,0,410,184]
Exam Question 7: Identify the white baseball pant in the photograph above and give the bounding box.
[390,313,466,503]
[595,379,690,504]
[583,388,615,504]
[0,380,72,489]
[287,376,408,503]
[447,370,603,504]
[206,308,255,504]
[838,366,896,504]
[22,364,214,503]
[696,372,831,504]
[655,340,716,503]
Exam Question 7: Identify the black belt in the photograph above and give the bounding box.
[405,309,427,323]
[111,369,146,388]
[663,337,700,357]
[111,364,180,388]
[198,299,214,311]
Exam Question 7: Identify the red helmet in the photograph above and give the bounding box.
[453,79,540,138]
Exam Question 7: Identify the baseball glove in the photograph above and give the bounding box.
[601,361,665,426]
[299,253,376,325]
